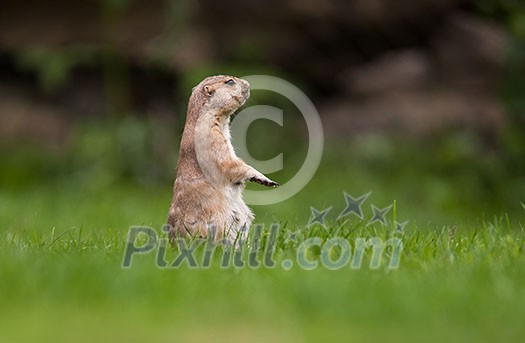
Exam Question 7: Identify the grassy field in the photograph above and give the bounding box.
[1,133,524,342]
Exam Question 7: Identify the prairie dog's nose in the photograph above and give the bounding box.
[239,78,250,89]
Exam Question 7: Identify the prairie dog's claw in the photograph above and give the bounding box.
[249,177,280,188]
[263,180,279,188]
[268,181,280,188]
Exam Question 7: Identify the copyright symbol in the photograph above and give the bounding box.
[231,75,324,205]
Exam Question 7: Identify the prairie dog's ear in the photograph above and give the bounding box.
[204,85,214,97]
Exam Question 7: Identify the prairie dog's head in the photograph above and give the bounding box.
[192,75,250,116]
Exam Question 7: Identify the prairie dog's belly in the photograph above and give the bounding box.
[223,184,254,238]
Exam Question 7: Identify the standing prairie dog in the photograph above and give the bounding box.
[167,75,279,241]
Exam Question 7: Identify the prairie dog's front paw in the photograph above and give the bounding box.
[249,176,280,188]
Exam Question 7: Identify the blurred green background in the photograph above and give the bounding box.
[0,0,524,226]
[1,0,525,342]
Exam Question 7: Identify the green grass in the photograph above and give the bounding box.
[1,132,524,342]
[1,181,524,342]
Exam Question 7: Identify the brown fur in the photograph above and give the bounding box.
[167,75,279,241]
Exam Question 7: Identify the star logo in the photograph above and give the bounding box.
[368,204,393,225]
[337,192,371,220]
[395,220,409,233]
[283,229,300,244]
[307,206,332,228]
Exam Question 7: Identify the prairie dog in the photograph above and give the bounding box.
[167,75,279,241]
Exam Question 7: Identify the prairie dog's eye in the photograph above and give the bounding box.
[225,79,235,86]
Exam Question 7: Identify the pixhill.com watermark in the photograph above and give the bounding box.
[122,225,403,271]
